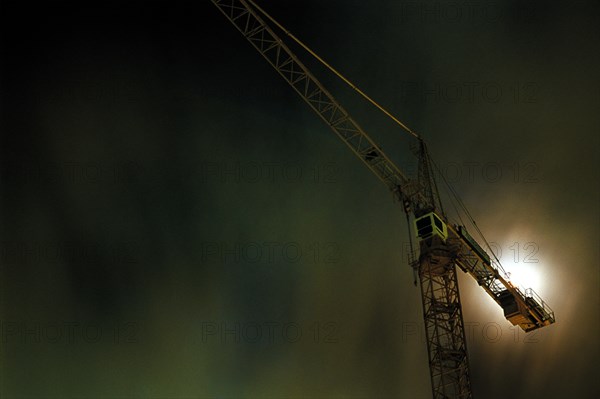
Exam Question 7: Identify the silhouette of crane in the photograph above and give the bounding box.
[211,1,555,397]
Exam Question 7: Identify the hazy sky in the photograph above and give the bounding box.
[1,0,599,398]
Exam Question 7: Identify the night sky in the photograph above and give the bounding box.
[1,0,599,398]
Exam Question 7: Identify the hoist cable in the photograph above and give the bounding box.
[246,0,420,140]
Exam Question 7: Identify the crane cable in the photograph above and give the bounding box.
[246,0,420,140]
[432,160,510,278]
[245,1,514,283]
[433,159,466,228]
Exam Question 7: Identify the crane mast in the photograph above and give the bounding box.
[211,1,555,398]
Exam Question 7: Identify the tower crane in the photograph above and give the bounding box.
[210,1,556,397]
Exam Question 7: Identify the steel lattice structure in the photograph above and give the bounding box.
[211,1,555,397]
[418,237,472,398]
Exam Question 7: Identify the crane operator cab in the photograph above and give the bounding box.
[414,212,452,275]
[414,212,448,242]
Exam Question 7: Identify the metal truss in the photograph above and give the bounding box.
[211,0,431,207]
[419,240,472,399]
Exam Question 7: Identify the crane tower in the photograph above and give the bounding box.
[210,1,556,397]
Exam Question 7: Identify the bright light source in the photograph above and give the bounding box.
[494,240,543,291]
[505,263,542,290]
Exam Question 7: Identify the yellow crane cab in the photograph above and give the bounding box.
[414,212,448,242]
